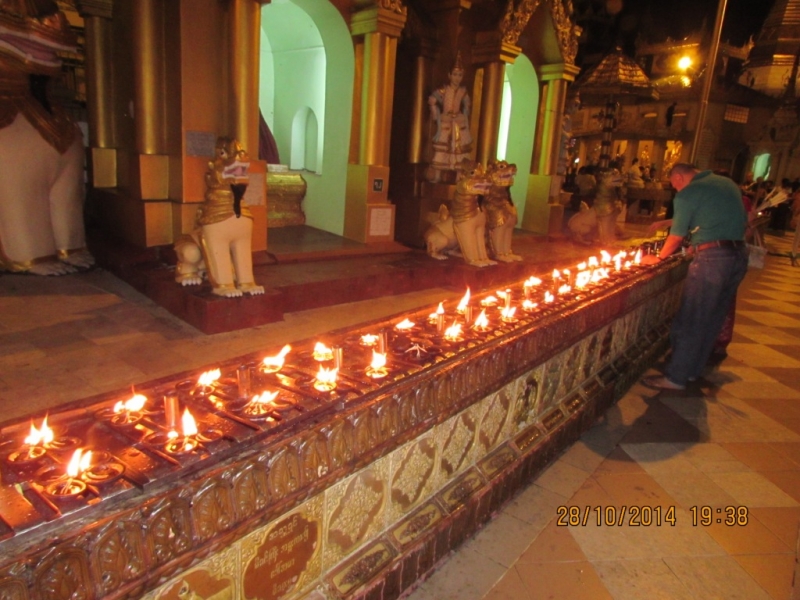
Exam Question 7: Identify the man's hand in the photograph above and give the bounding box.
[641,254,661,265]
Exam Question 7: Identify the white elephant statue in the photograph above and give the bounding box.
[0,1,94,275]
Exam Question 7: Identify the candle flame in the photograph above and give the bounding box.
[24,417,54,447]
[456,288,471,313]
[558,284,571,294]
[315,366,338,386]
[360,334,379,346]
[66,448,89,478]
[182,409,198,437]
[600,250,612,263]
[588,256,599,267]
[473,309,489,329]
[251,390,279,405]
[370,351,387,370]
[395,318,415,330]
[624,260,632,269]
[198,369,221,387]
[480,295,498,307]
[544,291,555,303]
[577,262,587,270]
[552,269,561,279]
[501,306,517,320]
[522,299,537,311]
[114,393,147,414]
[634,249,642,264]
[444,321,463,340]
[313,342,334,361]
[575,271,591,288]
[523,276,542,287]
[263,344,291,371]
[436,302,445,315]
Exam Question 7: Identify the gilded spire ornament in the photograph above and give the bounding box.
[500,0,542,46]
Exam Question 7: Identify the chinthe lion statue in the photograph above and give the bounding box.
[423,159,495,267]
[174,137,265,298]
[484,160,521,262]
[0,0,94,275]
[567,168,623,245]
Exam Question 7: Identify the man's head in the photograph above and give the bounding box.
[668,163,699,191]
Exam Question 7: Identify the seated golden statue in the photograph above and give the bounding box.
[175,137,265,298]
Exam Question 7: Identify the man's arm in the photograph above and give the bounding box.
[641,233,683,265]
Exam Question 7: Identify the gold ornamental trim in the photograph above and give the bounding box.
[0,95,78,154]
[550,0,580,65]
[74,0,113,19]
[500,0,542,46]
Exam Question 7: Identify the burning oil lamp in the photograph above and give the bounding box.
[428,302,445,323]
[395,318,415,331]
[497,289,512,311]
[366,351,388,379]
[262,345,291,373]
[575,271,591,289]
[314,366,338,392]
[313,342,334,362]
[634,249,642,265]
[522,299,538,312]
[480,295,498,307]
[196,368,221,396]
[588,256,599,268]
[7,417,54,465]
[333,346,344,370]
[165,409,200,454]
[558,284,571,295]
[473,309,490,331]
[456,288,471,314]
[500,306,517,323]
[44,448,91,498]
[111,392,147,426]
[523,276,541,299]
[243,390,279,417]
[443,321,463,341]
[544,291,555,304]
[360,334,379,346]
[613,252,624,272]
[600,250,612,264]
[563,269,573,287]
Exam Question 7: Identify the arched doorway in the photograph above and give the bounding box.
[260,0,354,235]
[501,54,539,226]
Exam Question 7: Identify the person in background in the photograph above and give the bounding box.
[640,163,748,390]
[627,158,644,188]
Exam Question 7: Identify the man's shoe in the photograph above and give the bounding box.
[641,375,686,390]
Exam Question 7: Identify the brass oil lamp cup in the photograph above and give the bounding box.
[242,391,279,418]
[313,342,334,362]
[472,309,490,332]
[500,306,518,324]
[43,448,91,499]
[7,418,53,466]
[366,351,388,379]
[443,321,464,342]
[79,451,125,486]
[313,366,338,392]
[261,345,291,373]
[164,409,203,455]
[109,393,147,427]
[394,318,415,333]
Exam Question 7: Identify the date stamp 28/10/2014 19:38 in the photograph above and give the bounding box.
[556,505,750,527]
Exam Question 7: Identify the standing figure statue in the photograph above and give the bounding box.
[427,54,473,182]
[0,1,94,275]
[175,137,265,298]
[484,160,522,262]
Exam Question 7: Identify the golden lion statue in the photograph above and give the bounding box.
[175,137,264,298]
[567,168,623,245]
[484,160,521,262]
[424,160,495,267]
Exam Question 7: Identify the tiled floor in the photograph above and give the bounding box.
[1,230,798,599]
[406,235,800,600]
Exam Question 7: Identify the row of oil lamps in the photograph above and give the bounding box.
[6,249,642,500]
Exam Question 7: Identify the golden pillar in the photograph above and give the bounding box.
[408,54,429,164]
[76,0,117,188]
[472,33,519,166]
[132,0,169,201]
[229,0,261,157]
[345,3,407,243]
[522,63,580,235]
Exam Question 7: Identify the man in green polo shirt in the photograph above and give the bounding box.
[641,163,748,390]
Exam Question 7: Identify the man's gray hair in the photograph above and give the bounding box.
[669,163,698,177]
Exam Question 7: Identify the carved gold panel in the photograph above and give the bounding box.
[390,502,444,548]
[437,403,481,483]
[512,366,543,429]
[324,455,390,569]
[154,543,239,600]
[477,389,512,456]
[388,434,438,524]
[328,540,396,598]
[240,495,324,600]
[538,351,566,413]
